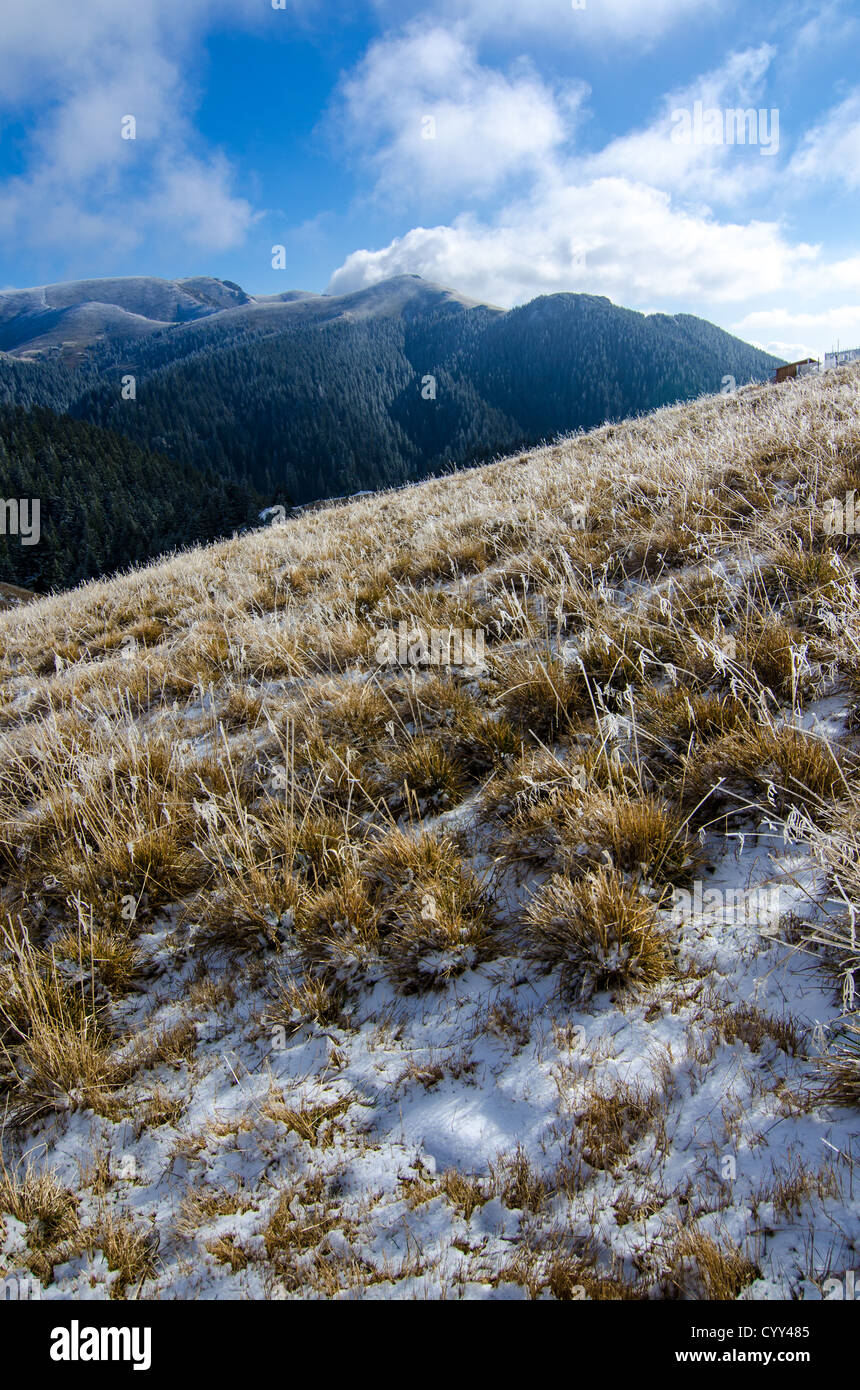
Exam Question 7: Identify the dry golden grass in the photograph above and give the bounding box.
[440,1168,492,1220]
[384,736,468,812]
[819,1023,860,1106]
[0,919,128,1123]
[577,1082,667,1172]
[505,784,699,889]
[496,1146,548,1213]
[271,973,346,1033]
[667,1229,760,1300]
[716,1000,803,1056]
[383,878,495,993]
[523,867,672,999]
[491,647,585,738]
[0,360,859,1304]
[262,1175,350,1289]
[94,1208,159,1298]
[0,1162,80,1246]
[262,1093,353,1146]
[295,869,381,989]
[683,721,854,817]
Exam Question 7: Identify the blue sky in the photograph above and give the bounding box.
[0,0,858,359]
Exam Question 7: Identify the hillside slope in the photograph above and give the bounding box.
[1,367,858,1301]
[70,284,779,503]
[0,275,493,360]
[1,275,780,517]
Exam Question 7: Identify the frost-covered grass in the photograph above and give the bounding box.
[1,366,860,1299]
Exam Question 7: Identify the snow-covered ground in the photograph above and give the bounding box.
[2,760,857,1300]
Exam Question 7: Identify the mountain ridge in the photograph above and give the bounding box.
[0,274,498,358]
[0,273,782,592]
[0,272,771,362]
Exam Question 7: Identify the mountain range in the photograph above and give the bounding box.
[0,274,486,360]
[0,273,782,592]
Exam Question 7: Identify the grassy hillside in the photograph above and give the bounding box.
[0,366,858,1300]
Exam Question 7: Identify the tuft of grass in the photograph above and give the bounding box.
[383,869,496,993]
[271,973,346,1034]
[364,829,496,992]
[295,870,381,990]
[667,1229,760,1300]
[523,868,672,999]
[578,1082,666,1173]
[452,708,522,775]
[819,1022,860,1107]
[263,1093,353,1146]
[546,1253,643,1300]
[440,1168,492,1220]
[491,648,585,738]
[507,786,699,888]
[262,1176,349,1291]
[772,536,844,606]
[0,1163,80,1247]
[717,1001,803,1056]
[51,900,140,997]
[0,922,126,1123]
[640,687,752,751]
[94,1209,159,1299]
[734,615,809,701]
[309,679,392,751]
[175,1183,253,1239]
[684,721,853,815]
[496,1147,548,1214]
[385,737,468,813]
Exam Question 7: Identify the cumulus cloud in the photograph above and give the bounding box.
[327,177,817,308]
[731,304,860,363]
[326,32,817,314]
[582,46,780,205]
[0,0,267,259]
[333,27,584,202]
[327,19,860,363]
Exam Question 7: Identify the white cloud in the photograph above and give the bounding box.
[371,0,720,44]
[334,27,583,202]
[328,27,860,363]
[0,0,269,259]
[730,305,860,363]
[783,0,860,70]
[789,91,860,191]
[327,30,814,317]
[582,46,780,205]
[327,177,817,309]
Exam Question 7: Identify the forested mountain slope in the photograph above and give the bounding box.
[0,274,781,586]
